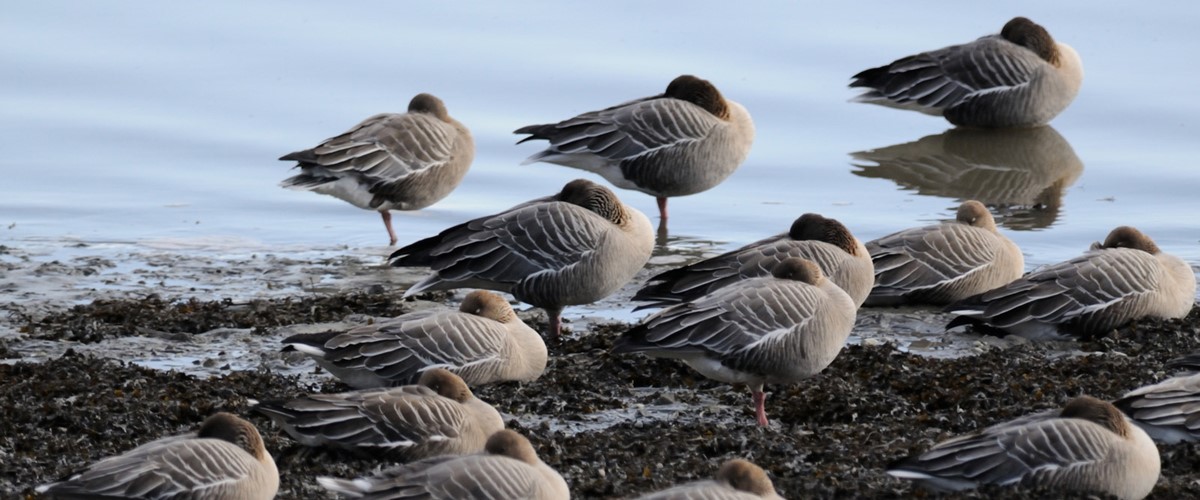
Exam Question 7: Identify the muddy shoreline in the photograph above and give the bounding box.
[3,282,1199,498]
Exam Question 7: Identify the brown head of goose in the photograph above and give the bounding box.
[389,179,654,338]
[634,458,783,499]
[317,429,569,500]
[280,92,475,245]
[515,74,755,221]
[865,200,1024,306]
[947,225,1195,339]
[634,212,874,309]
[37,412,278,500]
[889,396,1159,499]
[614,258,856,426]
[851,17,1083,128]
[282,290,546,388]
[252,368,504,460]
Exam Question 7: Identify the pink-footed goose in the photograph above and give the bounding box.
[36,412,278,500]
[515,74,755,221]
[865,200,1024,306]
[634,459,783,499]
[947,226,1196,339]
[889,396,1160,500]
[614,258,856,426]
[282,290,546,388]
[252,369,503,460]
[389,179,654,338]
[280,93,474,245]
[851,17,1083,128]
[634,213,873,309]
[1113,352,1200,444]
[317,429,569,500]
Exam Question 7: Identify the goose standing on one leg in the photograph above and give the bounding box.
[850,17,1083,128]
[614,258,856,426]
[390,179,654,338]
[515,74,755,222]
[280,93,474,245]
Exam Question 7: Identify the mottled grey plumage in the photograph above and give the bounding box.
[280,93,474,244]
[866,200,1024,306]
[389,179,654,338]
[947,226,1196,339]
[615,258,856,426]
[253,369,503,460]
[634,459,783,499]
[851,17,1083,128]
[282,290,546,388]
[1114,352,1200,444]
[37,413,278,500]
[633,213,873,309]
[317,429,569,500]
[889,396,1160,499]
[851,126,1083,230]
[515,75,754,220]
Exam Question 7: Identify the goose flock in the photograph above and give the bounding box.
[36,16,1199,500]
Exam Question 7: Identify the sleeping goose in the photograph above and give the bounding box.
[865,200,1024,306]
[282,290,545,388]
[280,93,474,245]
[36,412,278,500]
[613,258,856,426]
[634,459,783,499]
[317,429,569,500]
[946,226,1195,340]
[252,369,504,460]
[1113,352,1200,444]
[515,74,755,221]
[389,179,654,338]
[633,213,873,308]
[888,396,1160,499]
[850,17,1083,128]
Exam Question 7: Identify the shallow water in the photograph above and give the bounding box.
[3,2,1198,355]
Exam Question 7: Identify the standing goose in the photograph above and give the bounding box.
[280,93,474,245]
[390,179,654,338]
[850,17,1083,128]
[633,213,873,308]
[282,290,546,388]
[317,429,570,500]
[946,226,1196,340]
[888,396,1160,499]
[1113,353,1200,444]
[515,74,755,221]
[252,369,504,460]
[613,258,856,426]
[865,200,1024,306]
[36,412,278,500]
[634,459,783,499]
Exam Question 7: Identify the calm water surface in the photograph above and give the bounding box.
[3,2,1198,310]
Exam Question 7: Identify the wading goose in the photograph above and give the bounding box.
[317,429,570,500]
[280,93,474,245]
[633,213,873,308]
[282,290,546,388]
[1114,353,1200,444]
[634,459,783,499]
[851,17,1083,128]
[515,74,755,221]
[390,179,654,338]
[613,258,856,426]
[36,412,278,500]
[946,226,1196,340]
[865,200,1024,306]
[888,396,1160,499]
[252,369,504,459]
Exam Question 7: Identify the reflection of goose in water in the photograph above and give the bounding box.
[851,125,1083,230]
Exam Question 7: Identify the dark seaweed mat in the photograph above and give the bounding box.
[3,301,1199,499]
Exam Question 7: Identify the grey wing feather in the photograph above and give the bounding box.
[289,113,458,185]
[1114,374,1200,443]
[323,313,507,385]
[45,438,257,498]
[868,224,997,299]
[327,455,542,499]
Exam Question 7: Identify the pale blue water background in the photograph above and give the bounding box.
[3,1,1198,296]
